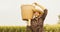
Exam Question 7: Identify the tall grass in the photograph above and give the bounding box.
[0,26,26,32]
[0,24,60,32]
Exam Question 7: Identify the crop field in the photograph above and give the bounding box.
[0,24,60,32]
[0,26,26,32]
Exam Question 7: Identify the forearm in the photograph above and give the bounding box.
[41,9,48,20]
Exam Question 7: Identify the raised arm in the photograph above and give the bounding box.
[36,4,48,20]
[37,4,48,20]
[41,9,48,20]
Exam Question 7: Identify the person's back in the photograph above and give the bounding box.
[30,3,48,32]
[31,9,47,32]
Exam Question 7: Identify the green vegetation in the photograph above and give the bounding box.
[0,26,26,32]
[0,24,60,32]
[44,24,60,32]
[58,15,60,24]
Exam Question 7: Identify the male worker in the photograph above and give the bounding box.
[21,4,41,32]
[30,3,48,32]
[21,3,48,32]
[23,3,43,32]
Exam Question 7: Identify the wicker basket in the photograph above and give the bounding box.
[21,5,34,21]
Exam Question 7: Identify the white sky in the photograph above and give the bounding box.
[0,0,60,26]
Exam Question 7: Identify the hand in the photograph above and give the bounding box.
[33,2,38,5]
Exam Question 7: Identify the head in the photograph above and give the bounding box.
[33,11,43,18]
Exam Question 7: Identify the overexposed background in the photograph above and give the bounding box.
[0,0,60,26]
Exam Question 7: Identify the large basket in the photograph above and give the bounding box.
[21,5,34,21]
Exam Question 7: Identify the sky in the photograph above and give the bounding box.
[0,0,60,26]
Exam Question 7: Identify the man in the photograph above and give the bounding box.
[30,3,48,32]
[23,3,48,32]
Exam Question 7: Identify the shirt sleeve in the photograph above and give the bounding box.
[41,9,48,21]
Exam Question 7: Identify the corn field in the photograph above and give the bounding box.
[0,24,60,32]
